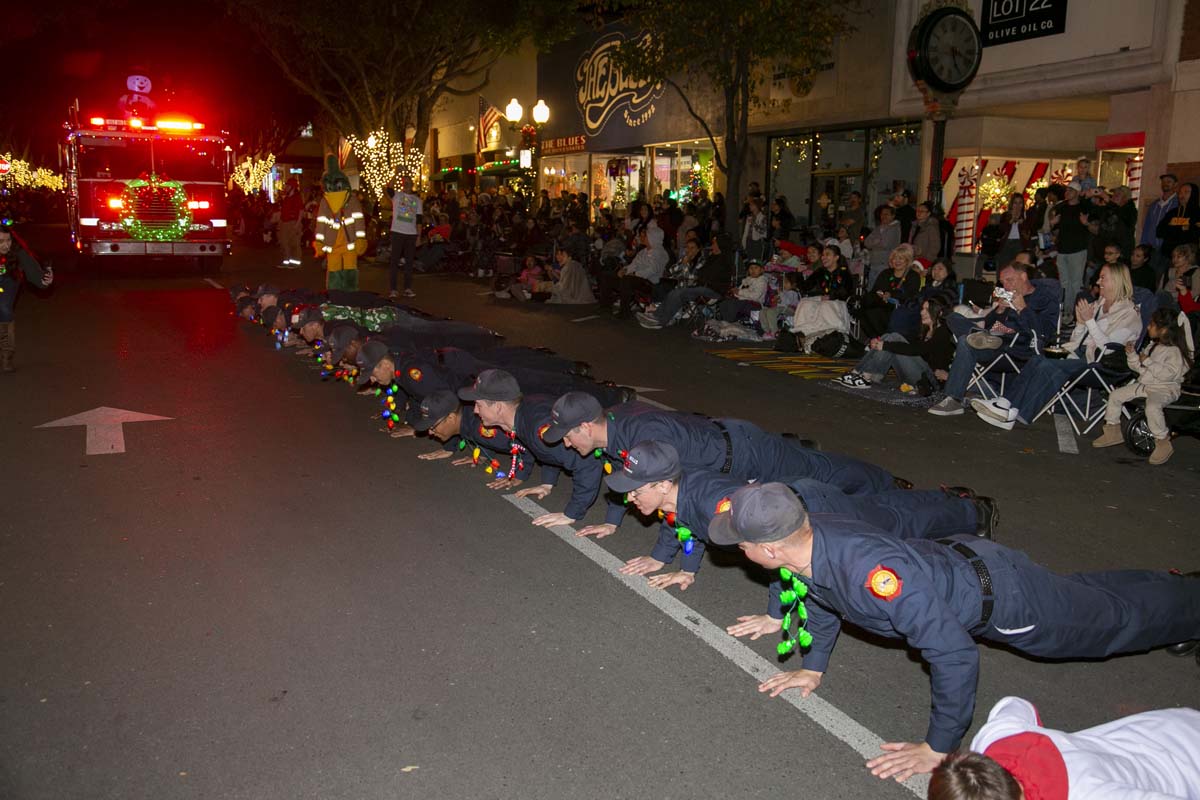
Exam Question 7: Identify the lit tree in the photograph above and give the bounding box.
[607,0,850,233]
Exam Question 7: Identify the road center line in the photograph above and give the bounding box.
[501,492,928,797]
[203,278,224,289]
[570,315,600,322]
[1053,414,1079,455]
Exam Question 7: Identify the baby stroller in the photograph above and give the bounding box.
[1121,384,1200,457]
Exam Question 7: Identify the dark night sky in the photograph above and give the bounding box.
[2,0,311,163]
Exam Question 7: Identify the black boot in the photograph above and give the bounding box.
[1165,641,1198,657]
[893,476,913,490]
[942,485,977,500]
[973,497,999,540]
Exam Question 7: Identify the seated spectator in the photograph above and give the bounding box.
[658,238,706,299]
[559,220,591,265]
[790,245,855,338]
[545,247,596,305]
[637,234,734,329]
[1173,243,1200,318]
[759,271,802,340]
[928,262,1060,417]
[517,255,544,291]
[858,244,922,340]
[972,264,1141,430]
[1093,306,1191,464]
[908,201,941,261]
[889,257,958,340]
[834,225,856,260]
[717,260,768,321]
[1129,244,1158,292]
[863,205,901,269]
[839,294,953,393]
[596,224,668,318]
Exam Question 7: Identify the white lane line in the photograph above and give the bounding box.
[502,492,928,798]
[1053,414,1079,454]
[203,278,224,289]
[476,290,495,296]
[571,315,600,323]
[636,396,676,411]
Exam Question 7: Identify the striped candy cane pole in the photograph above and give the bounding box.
[1126,149,1144,206]
[954,163,980,252]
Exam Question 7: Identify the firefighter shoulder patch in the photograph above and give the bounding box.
[715,497,732,515]
[865,565,902,601]
[477,424,497,439]
[408,367,422,382]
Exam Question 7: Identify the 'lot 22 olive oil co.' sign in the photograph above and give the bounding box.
[574,31,665,136]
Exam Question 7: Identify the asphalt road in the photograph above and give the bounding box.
[2,228,1198,800]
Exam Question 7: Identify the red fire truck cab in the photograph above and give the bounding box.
[62,104,232,269]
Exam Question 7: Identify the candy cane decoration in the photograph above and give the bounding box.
[954,162,980,252]
[1126,149,1144,206]
[1049,163,1074,185]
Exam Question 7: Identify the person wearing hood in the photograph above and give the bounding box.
[314,155,367,291]
[0,221,54,372]
[596,224,669,318]
[1156,181,1200,265]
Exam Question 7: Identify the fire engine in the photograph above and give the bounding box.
[61,99,232,270]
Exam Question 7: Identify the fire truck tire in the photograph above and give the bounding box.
[198,256,223,276]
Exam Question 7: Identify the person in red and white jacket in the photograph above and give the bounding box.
[928,695,1200,799]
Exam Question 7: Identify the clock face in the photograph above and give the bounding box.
[923,11,982,92]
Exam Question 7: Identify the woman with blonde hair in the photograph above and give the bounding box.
[859,243,922,339]
[972,263,1143,430]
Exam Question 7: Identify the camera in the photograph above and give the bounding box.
[993,287,1015,304]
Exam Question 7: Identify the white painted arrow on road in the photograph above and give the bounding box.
[36,407,173,455]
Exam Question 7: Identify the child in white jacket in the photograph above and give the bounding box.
[717,260,768,321]
[1094,307,1192,464]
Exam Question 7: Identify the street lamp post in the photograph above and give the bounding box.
[503,98,551,199]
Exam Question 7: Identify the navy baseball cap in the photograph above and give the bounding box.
[411,390,459,432]
[708,483,808,546]
[254,283,281,299]
[541,392,603,443]
[260,305,285,329]
[293,306,324,328]
[325,325,362,363]
[458,368,521,402]
[235,296,257,318]
[354,340,391,385]
[605,441,682,494]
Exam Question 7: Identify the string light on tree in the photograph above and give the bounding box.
[0,154,64,191]
[233,154,275,194]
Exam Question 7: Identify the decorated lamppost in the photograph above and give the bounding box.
[503,98,550,197]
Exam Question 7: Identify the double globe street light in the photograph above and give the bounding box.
[503,98,550,195]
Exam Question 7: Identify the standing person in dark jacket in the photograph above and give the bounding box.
[1049,181,1093,319]
[0,222,53,373]
[709,482,1200,783]
[1156,181,1200,267]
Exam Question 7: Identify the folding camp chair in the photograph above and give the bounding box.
[1032,361,1134,435]
[964,331,1037,401]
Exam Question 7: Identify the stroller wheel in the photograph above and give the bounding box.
[1122,410,1156,458]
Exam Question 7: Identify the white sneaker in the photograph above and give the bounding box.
[971,398,1016,423]
[403,289,416,298]
[637,312,663,329]
[928,397,964,416]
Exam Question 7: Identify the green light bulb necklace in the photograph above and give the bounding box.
[777,567,813,656]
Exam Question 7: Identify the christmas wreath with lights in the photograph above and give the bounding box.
[121,173,192,241]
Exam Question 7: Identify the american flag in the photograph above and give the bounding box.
[478,96,502,158]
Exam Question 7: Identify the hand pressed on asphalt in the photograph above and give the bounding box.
[451,456,477,467]
[532,512,575,528]
[726,614,779,640]
[389,426,416,438]
[486,476,522,490]
[758,669,822,698]
[619,556,665,576]
[418,449,452,461]
[515,484,553,500]
[576,523,617,538]
[866,742,946,783]
[646,571,694,591]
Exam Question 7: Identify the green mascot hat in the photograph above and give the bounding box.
[322,153,350,193]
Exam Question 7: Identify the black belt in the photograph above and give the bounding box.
[938,539,994,628]
[713,420,735,474]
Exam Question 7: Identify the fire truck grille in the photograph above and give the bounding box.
[129,195,184,226]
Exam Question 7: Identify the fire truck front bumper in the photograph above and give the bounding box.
[84,240,233,257]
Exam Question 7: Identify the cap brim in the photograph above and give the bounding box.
[539,421,569,443]
[707,511,741,546]
[411,412,447,432]
[355,369,373,386]
[457,387,481,401]
[604,471,646,494]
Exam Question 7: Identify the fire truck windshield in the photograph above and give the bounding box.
[77,137,224,183]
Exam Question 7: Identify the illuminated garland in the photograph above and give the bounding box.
[868,125,921,176]
[121,174,192,241]
[233,154,275,194]
[771,136,812,177]
[0,153,65,191]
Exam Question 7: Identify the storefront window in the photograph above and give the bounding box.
[591,155,645,215]
[866,126,922,211]
[645,144,716,205]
